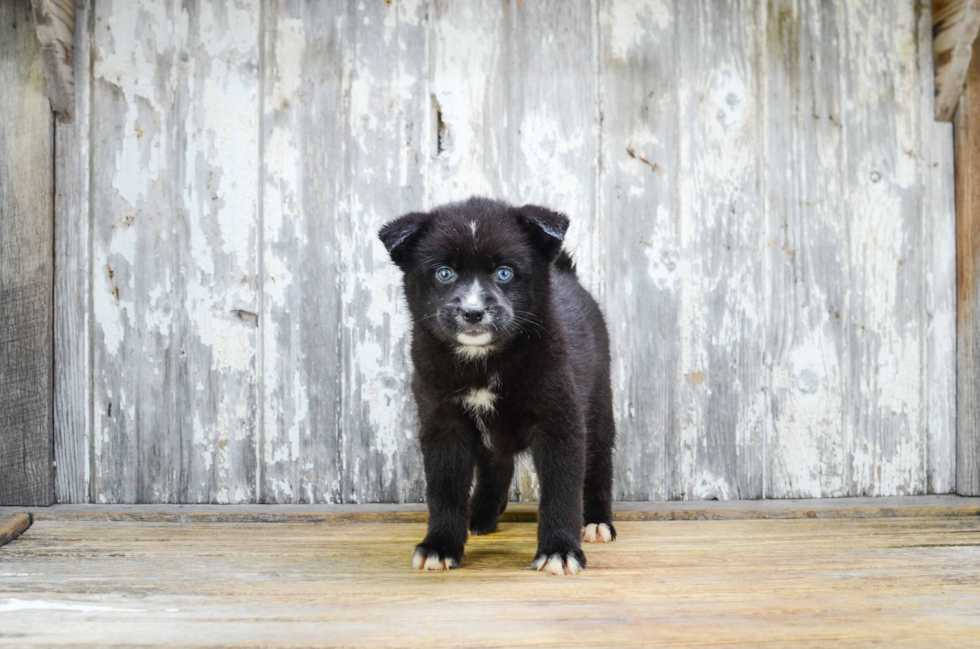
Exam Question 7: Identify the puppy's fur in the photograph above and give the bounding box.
[379,197,616,575]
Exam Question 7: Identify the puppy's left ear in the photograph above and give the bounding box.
[514,205,570,261]
[379,211,430,267]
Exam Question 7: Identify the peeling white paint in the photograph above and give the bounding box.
[604,0,671,61]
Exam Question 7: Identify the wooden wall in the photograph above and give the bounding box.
[51,0,958,504]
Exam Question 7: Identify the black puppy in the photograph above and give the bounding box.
[378,197,616,575]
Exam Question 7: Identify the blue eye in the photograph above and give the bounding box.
[495,267,514,282]
[436,267,455,283]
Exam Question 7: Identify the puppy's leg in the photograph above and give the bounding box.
[469,451,514,535]
[530,409,587,575]
[413,418,475,571]
[582,394,617,543]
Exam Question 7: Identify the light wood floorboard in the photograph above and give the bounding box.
[1,515,979,646]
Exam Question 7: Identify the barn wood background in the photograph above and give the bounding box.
[50,0,957,504]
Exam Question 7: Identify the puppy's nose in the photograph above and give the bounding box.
[462,307,485,324]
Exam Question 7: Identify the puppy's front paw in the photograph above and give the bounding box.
[581,522,616,543]
[412,542,461,571]
[532,547,586,575]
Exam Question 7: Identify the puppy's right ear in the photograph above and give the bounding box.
[379,212,430,267]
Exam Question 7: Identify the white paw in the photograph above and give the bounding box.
[581,523,614,543]
[412,547,458,571]
[532,552,583,575]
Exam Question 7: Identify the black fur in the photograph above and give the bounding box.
[379,197,616,574]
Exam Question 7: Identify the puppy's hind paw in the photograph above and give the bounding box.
[532,549,586,575]
[412,543,460,571]
[469,516,499,536]
[581,522,616,543]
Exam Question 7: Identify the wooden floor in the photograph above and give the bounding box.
[2,508,980,647]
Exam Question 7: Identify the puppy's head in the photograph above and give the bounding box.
[379,197,569,357]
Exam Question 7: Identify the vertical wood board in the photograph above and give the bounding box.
[764,0,849,499]
[53,0,92,503]
[0,0,55,506]
[956,38,980,495]
[671,0,767,499]
[599,0,678,501]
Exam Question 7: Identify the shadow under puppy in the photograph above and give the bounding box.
[379,197,616,575]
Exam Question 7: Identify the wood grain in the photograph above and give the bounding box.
[3,495,979,523]
[933,0,980,121]
[174,0,261,505]
[0,0,54,507]
[339,0,429,504]
[88,0,262,503]
[89,0,176,502]
[764,0,848,498]
[841,1,928,496]
[29,0,75,121]
[919,0,958,496]
[53,0,90,504]
[599,0,676,501]
[259,0,345,504]
[956,36,980,495]
[0,513,32,548]
[1,516,979,646]
[672,1,767,499]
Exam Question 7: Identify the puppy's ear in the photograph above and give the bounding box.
[379,212,430,267]
[514,205,570,261]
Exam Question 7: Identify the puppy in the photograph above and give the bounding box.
[379,197,616,575]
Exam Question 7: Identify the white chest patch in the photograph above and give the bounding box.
[462,388,497,414]
[457,379,500,450]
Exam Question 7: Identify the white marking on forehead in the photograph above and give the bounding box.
[463,279,483,309]
[469,220,477,237]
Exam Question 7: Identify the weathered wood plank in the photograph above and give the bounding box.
[5,495,980,523]
[53,0,91,503]
[598,0,677,501]
[260,1,345,503]
[340,0,429,503]
[841,1,928,496]
[764,0,849,498]
[672,1,767,499]
[0,0,54,507]
[427,1,506,207]
[2,517,980,647]
[919,0,958,494]
[0,513,32,547]
[30,0,75,121]
[956,37,980,495]
[933,0,980,121]
[90,0,180,502]
[173,0,261,504]
[90,0,261,503]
